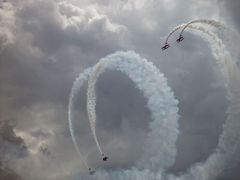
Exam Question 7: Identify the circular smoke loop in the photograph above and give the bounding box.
[68,19,240,179]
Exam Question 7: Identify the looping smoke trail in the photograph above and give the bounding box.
[164,19,225,45]
[68,51,180,173]
[87,51,179,170]
[165,22,240,180]
[187,25,231,83]
[87,64,106,155]
[68,68,92,169]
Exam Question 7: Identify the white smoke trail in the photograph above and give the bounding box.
[68,68,92,169]
[179,19,225,37]
[86,51,180,170]
[188,25,231,83]
[86,64,105,155]
[164,19,225,45]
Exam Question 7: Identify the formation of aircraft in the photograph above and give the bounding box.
[162,35,184,50]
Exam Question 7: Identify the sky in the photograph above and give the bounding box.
[0,0,240,180]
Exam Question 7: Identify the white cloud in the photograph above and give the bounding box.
[0,2,16,51]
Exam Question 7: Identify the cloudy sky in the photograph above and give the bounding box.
[0,0,239,180]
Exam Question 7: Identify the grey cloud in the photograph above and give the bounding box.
[17,0,127,56]
[0,168,22,180]
[0,0,239,179]
[219,0,240,32]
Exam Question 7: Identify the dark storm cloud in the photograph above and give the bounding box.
[0,121,27,180]
[0,0,238,179]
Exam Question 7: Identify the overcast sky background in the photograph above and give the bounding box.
[0,0,239,180]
